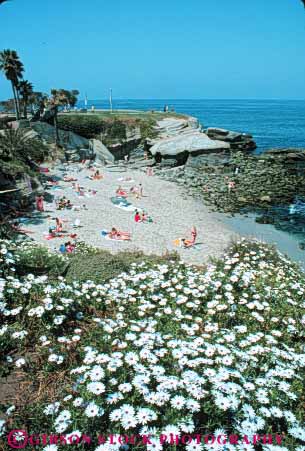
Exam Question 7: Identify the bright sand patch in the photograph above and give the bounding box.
[25,164,238,265]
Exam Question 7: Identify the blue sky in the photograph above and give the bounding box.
[0,0,305,100]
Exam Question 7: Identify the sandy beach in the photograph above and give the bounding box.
[23,163,238,266]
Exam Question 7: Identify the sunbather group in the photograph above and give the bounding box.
[56,196,73,210]
[134,210,153,223]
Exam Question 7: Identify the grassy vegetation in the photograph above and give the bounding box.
[65,242,179,283]
[57,111,187,142]
[60,110,187,121]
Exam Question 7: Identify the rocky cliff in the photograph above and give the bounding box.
[145,117,256,168]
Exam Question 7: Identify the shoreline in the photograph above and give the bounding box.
[215,211,305,269]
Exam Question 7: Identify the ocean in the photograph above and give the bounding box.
[78,99,305,152]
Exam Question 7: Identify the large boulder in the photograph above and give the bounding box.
[89,139,115,164]
[149,132,230,158]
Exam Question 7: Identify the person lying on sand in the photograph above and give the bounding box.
[89,170,103,180]
[46,179,59,186]
[116,186,128,197]
[108,227,131,240]
[182,226,197,248]
[63,175,77,182]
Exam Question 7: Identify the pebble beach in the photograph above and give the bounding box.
[24,163,238,266]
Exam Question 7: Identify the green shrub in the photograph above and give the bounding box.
[9,241,69,277]
[66,247,179,283]
[57,114,157,143]
[57,115,120,139]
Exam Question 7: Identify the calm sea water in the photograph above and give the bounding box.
[78,99,305,152]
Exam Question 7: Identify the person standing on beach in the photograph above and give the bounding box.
[139,183,143,198]
[36,196,44,212]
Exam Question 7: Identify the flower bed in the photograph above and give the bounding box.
[0,239,304,451]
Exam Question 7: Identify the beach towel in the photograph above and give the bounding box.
[110,196,130,206]
[18,217,31,224]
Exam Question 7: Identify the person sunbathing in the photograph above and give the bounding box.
[109,227,131,240]
[92,170,103,180]
[46,179,59,186]
[63,175,77,182]
[182,226,197,248]
[116,186,128,197]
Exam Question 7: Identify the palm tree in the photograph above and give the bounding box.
[18,80,33,118]
[0,50,24,119]
[48,89,79,146]
[0,128,47,163]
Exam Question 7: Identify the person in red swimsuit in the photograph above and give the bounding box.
[134,210,141,222]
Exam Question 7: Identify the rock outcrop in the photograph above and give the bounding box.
[30,122,115,163]
[147,118,232,167]
[89,139,115,164]
[149,116,201,141]
[205,127,256,152]
[149,132,230,167]
[31,122,89,150]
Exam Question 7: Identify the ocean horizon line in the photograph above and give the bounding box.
[78,98,305,102]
